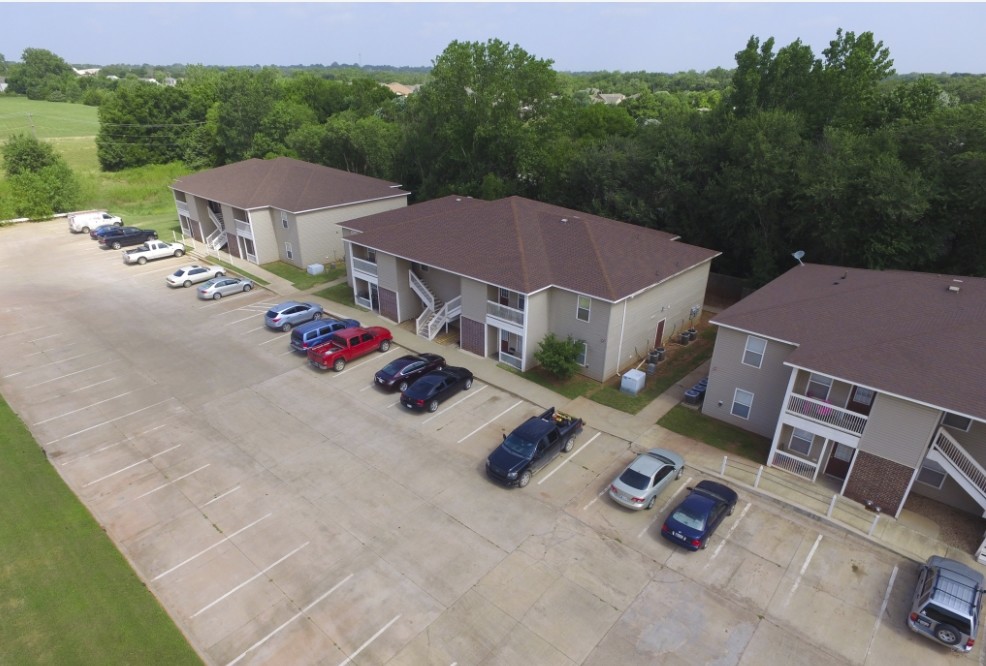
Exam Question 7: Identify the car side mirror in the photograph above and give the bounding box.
[502,433,507,441]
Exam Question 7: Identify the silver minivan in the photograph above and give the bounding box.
[907,555,984,652]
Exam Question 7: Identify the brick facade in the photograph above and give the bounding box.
[843,450,914,516]
[379,287,398,323]
[460,317,485,357]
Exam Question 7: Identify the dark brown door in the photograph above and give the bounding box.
[654,319,666,348]
[824,443,854,480]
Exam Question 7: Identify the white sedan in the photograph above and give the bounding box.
[166,265,225,288]
[197,276,254,300]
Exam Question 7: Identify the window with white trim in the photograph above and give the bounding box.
[806,373,833,400]
[284,241,293,260]
[731,389,754,419]
[577,295,590,322]
[789,428,813,456]
[942,413,972,431]
[851,387,875,406]
[576,341,588,367]
[367,249,376,263]
[281,212,289,229]
[917,460,947,489]
[742,336,767,368]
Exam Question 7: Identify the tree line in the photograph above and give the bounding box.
[4,33,986,283]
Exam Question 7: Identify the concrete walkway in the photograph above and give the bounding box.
[197,251,980,570]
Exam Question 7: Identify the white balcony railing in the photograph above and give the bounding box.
[355,295,372,309]
[498,350,522,370]
[487,300,524,325]
[176,201,190,216]
[352,257,378,277]
[786,394,867,436]
[409,270,433,308]
[770,450,819,481]
[931,429,986,500]
[234,219,252,239]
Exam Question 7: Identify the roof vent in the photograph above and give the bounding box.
[948,285,961,293]
[560,218,568,223]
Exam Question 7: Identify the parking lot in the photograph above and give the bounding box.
[0,221,969,665]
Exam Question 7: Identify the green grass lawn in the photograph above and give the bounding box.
[0,398,200,664]
[658,403,772,462]
[261,260,346,290]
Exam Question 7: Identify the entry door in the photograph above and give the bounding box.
[824,443,854,480]
[654,319,666,348]
[369,283,379,312]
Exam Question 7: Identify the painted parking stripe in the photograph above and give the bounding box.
[60,439,125,466]
[337,615,402,666]
[224,313,262,326]
[153,513,273,581]
[25,361,115,388]
[25,342,77,357]
[4,351,97,378]
[537,432,600,485]
[203,485,241,507]
[0,324,46,339]
[134,464,210,500]
[83,444,182,487]
[226,573,353,666]
[638,476,693,538]
[707,501,751,562]
[69,377,116,394]
[422,385,487,423]
[784,533,823,607]
[34,391,134,425]
[583,486,610,511]
[24,333,62,343]
[258,333,290,346]
[44,398,175,445]
[456,400,523,444]
[865,565,899,658]
[324,347,398,375]
[191,541,310,618]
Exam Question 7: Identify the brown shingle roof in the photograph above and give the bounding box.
[342,195,720,301]
[712,264,986,420]
[171,157,409,212]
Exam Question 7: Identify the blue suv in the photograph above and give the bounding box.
[289,318,360,353]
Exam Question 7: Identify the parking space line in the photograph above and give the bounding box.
[70,377,116,393]
[638,476,693,538]
[26,342,77,357]
[226,572,353,666]
[707,502,751,563]
[34,391,135,425]
[422,385,488,423]
[583,486,609,511]
[60,439,126,466]
[245,326,266,334]
[25,333,62,343]
[203,485,241,506]
[191,541,310,618]
[153,513,273,581]
[4,351,98,379]
[456,401,523,444]
[26,361,115,388]
[44,398,176,445]
[784,533,823,607]
[337,614,402,666]
[135,464,210,500]
[258,333,289,346]
[538,432,600,485]
[865,565,898,658]
[83,444,182,487]
[0,324,46,339]
[202,299,269,314]
[325,348,398,376]
[224,313,262,326]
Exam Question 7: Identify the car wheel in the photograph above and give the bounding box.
[281,323,292,332]
[379,339,391,352]
[333,358,346,372]
[518,470,532,488]
[183,280,192,288]
[213,292,222,300]
[111,241,121,250]
[216,271,224,277]
[645,496,657,510]
[701,539,708,550]
[463,377,473,390]
[243,284,252,292]
[312,312,322,320]
[151,232,158,239]
[428,400,438,413]
[562,435,574,453]
[935,625,961,645]
[137,257,147,265]
[398,381,409,392]
[174,249,184,257]
[81,226,90,234]
[676,467,683,480]
[727,505,734,516]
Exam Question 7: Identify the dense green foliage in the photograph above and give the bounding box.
[5,33,986,283]
[534,333,583,380]
[2,133,80,216]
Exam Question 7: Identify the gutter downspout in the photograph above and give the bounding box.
[615,299,629,377]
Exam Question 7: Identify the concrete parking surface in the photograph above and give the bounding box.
[0,221,968,665]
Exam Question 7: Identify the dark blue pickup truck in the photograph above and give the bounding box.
[97,226,158,249]
[486,407,584,488]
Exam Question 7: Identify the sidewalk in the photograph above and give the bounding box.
[199,254,976,570]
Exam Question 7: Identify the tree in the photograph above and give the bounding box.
[6,48,78,101]
[2,134,80,217]
[2,133,61,175]
[95,81,191,170]
[209,68,282,164]
[534,333,582,380]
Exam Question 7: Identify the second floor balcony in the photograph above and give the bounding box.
[786,393,868,436]
[352,257,378,277]
[487,300,524,326]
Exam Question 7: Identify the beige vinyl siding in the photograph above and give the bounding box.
[702,327,796,438]
[912,473,983,515]
[524,290,549,370]
[547,288,612,381]
[460,277,488,322]
[294,197,405,268]
[246,209,278,264]
[269,209,302,266]
[857,394,938,468]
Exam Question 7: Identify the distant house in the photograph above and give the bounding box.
[0,77,7,93]
[73,67,100,77]
[139,78,159,85]
[593,93,626,105]
[163,77,178,87]
[383,82,416,97]
[170,157,410,269]
[339,195,720,381]
[702,264,986,542]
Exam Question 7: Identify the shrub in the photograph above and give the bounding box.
[534,333,582,380]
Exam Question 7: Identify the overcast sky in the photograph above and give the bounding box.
[3,2,984,74]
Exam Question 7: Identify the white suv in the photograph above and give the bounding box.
[907,556,984,652]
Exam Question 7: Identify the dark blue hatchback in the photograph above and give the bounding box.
[660,480,738,551]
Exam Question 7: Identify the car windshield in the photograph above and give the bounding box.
[172,269,186,276]
[266,309,279,318]
[501,434,536,458]
[618,468,650,490]
[408,375,441,395]
[381,359,412,375]
[670,507,707,531]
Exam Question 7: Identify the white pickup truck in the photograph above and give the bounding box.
[122,240,186,265]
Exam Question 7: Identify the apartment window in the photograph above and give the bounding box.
[284,242,293,260]
[917,460,946,489]
[942,413,972,432]
[789,428,813,456]
[742,336,767,368]
[851,387,875,406]
[175,191,187,203]
[412,261,427,272]
[731,389,754,420]
[281,212,289,229]
[806,373,833,400]
[576,341,588,367]
[577,295,591,322]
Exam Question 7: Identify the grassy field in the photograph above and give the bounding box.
[0,398,201,664]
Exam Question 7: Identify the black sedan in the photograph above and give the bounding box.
[374,353,445,392]
[660,480,738,551]
[399,366,473,412]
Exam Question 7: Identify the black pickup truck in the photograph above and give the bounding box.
[486,407,585,488]
[98,226,158,249]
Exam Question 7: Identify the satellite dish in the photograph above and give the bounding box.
[792,250,805,266]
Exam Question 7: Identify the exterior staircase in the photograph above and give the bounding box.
[923,429,986,563]
[206,207,228,251]
[409,270,461,340]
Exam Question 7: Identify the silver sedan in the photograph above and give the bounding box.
[196,276,254,300]
[608,448,685,510]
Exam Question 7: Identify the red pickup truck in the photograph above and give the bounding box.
[307,326,393,371]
